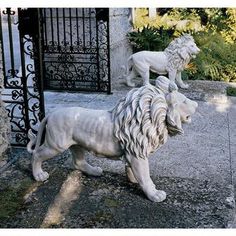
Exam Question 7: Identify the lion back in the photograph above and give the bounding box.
[111,85,169,159]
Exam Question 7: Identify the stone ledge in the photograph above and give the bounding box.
[180,80,236,105]
[115,78,236,105]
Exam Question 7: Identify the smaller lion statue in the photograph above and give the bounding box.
[27,76,198,202]
[123,34,200,89]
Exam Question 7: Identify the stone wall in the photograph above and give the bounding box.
[0,40,10,160]
[109,8,133,89]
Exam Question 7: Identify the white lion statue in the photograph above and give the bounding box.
[123,34,200,89]
[27,76,198,202]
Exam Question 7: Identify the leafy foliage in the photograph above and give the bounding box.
[128,26,174,52]
[188,31,236,82]
[129,8,236,82]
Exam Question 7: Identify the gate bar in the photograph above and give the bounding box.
[0,9,6,80]
[56,8,60,49]
[75,8,79,45]
[6,8,16,77]
[50,8,54,46]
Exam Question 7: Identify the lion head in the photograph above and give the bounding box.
[164,34,200,71]
[111,76,198,160]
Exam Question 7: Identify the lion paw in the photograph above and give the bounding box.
[34,171,49,182]
[90,166,103,176]
[148,190,167,202]
[79,165,103,176]
[126,81,136,87]
[179,83,189,89]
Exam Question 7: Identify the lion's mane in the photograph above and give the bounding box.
[111,85,172,159]
[164,34,195,71]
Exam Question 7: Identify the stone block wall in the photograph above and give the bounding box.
[109,8,133,89]
[0,40,10,159]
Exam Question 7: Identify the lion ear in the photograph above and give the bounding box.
[166,93,184,135]
[178,48,188,60]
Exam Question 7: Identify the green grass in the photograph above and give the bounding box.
[226,86,236,97]
[0,178,34,220]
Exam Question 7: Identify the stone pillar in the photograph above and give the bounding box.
[0,40,10,160]
[148,8,156,18]
[109,8,133,89]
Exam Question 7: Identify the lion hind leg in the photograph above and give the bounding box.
[129,156,166,202]
[132,63,150,86]
[126,69,137,87]
[32,145,60,182]
[140,71,150,86]
[70,145,103,177]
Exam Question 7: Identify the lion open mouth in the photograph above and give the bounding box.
[185,115,192,123]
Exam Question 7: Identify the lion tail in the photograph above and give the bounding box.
[27,116,48,154]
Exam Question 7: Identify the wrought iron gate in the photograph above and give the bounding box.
[0,8,45,147]
[0,8,111,147]
[41,8,111,93]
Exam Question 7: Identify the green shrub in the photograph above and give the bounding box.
[128,26,174,52]
[186,31,236,82]
[128,8,236,82]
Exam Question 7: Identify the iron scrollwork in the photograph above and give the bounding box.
[1,8,45,146]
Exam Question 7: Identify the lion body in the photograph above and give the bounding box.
[43,107,123,158]
[124,34,200,89]
[28,78,198,202]
[28,86,169,161]
[130,51,169,75]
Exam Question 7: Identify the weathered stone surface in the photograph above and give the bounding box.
[0,101,9,159]
[109,8,133,88]
[0,40,10,160]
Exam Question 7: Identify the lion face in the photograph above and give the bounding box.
[174,91,198,123]
[186,40,200,57]
[163,34,200,74]
[166,90,198,135]
[179,40,200,60]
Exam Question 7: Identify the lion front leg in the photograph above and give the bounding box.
[70,145,103,176]
[125,164,138,183]
[129,156,166,202]
[175,71,189,89]
[168,70,177,85]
